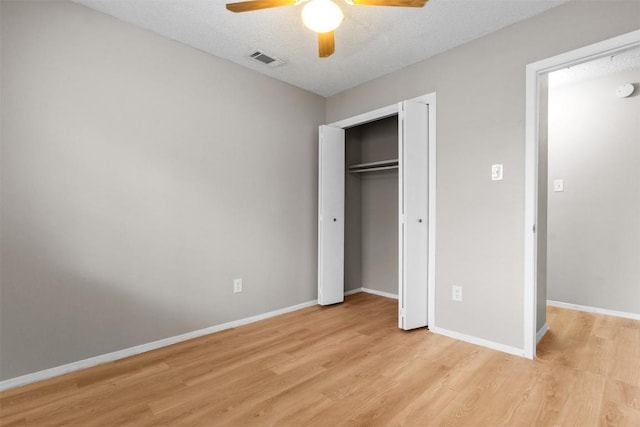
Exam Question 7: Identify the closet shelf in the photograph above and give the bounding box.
[348,159,399,173]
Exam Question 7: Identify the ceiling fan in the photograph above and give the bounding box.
[225,0,428,58]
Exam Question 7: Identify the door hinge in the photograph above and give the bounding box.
[533,224,536,233]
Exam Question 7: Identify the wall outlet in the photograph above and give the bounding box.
[233,278,243,293]
[452,285,462,302]
[553,179,564,192]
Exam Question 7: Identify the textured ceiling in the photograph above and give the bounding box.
[74,0,568,97]
[549,47,640,88]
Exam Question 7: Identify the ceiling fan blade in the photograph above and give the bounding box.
[351,0,427,7]
[226,0,296,13]
[318,31,335,58]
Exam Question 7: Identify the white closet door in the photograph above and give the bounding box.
[318,125,345,305]
[399,101,429,329]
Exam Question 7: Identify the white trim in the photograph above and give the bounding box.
[362,287,398,300]
[344,287,399,300]
[317,126,324,305]
[0,299,318,392]
[523,59,538,360]
[523,29,640,360]
[398,101,405,329]
[547,300,640,321]
[429,326,525,357]
[536,323,549,344]
[328,104,398,129]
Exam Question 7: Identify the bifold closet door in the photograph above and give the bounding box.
[399,100,429,330]
[318,125,345,305]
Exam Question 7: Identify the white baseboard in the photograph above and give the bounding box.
[348,289,524,357]
[429,326,525,358]
[536,323,549,344]
[0,299,318,392]
[547,300,640,321]
[344,287,398,300]
[361,287,398,300]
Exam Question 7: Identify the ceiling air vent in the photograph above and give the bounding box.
[249,50,285,67]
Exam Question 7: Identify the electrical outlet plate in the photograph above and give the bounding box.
[234,278,243,293]
[553,179,564,192]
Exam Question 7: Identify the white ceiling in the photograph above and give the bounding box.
[74,0,568,97]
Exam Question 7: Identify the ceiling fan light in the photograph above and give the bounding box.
[301,0,344,33]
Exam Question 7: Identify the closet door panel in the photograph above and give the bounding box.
[399,101,429,329]
[318,125,345,305]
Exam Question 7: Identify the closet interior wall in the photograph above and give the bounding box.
[344,116,399,295]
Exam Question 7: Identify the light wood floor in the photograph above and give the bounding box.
[1,293,639,426]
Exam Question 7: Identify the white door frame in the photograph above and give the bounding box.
[328,93,437,329]
[523,30,640,359]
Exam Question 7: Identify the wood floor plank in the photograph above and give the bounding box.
[556,369,606,426]
[599,399,640,427]
[603,379,640,411]
[1,292,639,426]
[529,363,580,425]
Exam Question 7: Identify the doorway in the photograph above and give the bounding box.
[545,53,640,316]
[524,29,640,359]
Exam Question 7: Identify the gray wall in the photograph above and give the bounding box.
[0,0,325,380]
[326,0,640,349]
[359,117,398,295]
[547,68,640,315]
[344,117,398,295]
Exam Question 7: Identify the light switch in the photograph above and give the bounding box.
[553,179,564,192]
[491,164,503,181]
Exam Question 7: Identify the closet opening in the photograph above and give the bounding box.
[345,116,399,300]
[318,94,436,331]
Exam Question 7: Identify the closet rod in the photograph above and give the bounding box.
[349,165,398,173]
[348,158,399,174]
[348,159,398,169]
